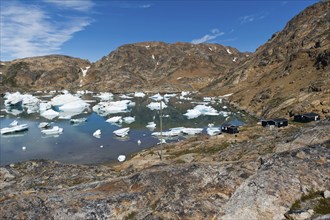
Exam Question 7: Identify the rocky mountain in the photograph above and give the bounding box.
[82,42,248,92]
[204,0,330,118]
[0,43,248,94]
[0,55,91,93]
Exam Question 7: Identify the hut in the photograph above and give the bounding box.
[293,112,320,123]
[261,118,288,128]
[221,123,239,134]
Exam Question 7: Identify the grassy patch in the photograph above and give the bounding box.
[124,211,137,220]
[169,142,229,158]
[290,200,301,210]
[314,198,330,215]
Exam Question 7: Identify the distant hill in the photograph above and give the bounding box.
[203,0,330,118]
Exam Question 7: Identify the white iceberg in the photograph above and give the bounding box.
[146,121,156,129]
[1,123,29,135]
[184,104,219,119]
[94,92,113,101]
[106,116,122,124]
[147,101,167,111]
[113,127,130,137]
[117,155,126,162]
[134,92,146,97]
[51,93,89,114]
[122,116,135,124]
[150,93,163,101]
[182,128,203,135]
[93,100,135,116]
[41,126,63,135]
[184,109,202,119]
[206,127,221,136]
[4,92,40,113]
[119,94,133,99]
[41,109,59,120]
[93,129,101,138]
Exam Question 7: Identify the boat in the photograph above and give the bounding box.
[113,127,130,137]
[1,124,29,135]
[41,126,63,135]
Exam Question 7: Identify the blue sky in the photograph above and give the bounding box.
[0,0,319,62]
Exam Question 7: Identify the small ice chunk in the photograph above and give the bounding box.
[150,93,163,101]
[137,140,141,145]
[184,109,202,119]
[152,54,155,60]
[134,92,146,97]
[146,121,156,129]
[93,129,101,138]
[94,92,114,101]
[106,116,122,124]
[122,116,135,124]
[22,146,26,151]
[147,101,167,110]
[41,109,59,120]
[118,155,126,162]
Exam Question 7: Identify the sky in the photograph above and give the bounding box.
[0,0,320,62]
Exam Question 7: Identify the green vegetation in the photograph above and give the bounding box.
[169,142,229,159]
[124,211,137,220]
[314,198,330,214]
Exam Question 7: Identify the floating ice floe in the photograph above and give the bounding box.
[184,104,219,119]
[70,118,87,125]
[122,116,135,124]
[146,121,156,130]
[106,116,122,124]
[94,92,114,101]
[117,155,126,162]
[147,101,167,111]
[4,92,40,114]
[150,93,163,101]
[1,122,29,135]
[113,127,130,137]
[38,122,50,129]
[51,93,89,114]
[182,128,203,135]
[120,94,133,99]
[93,129,101,138]
[179,91,192,100]
[134,92,146,98]
[41,126,63,135]
[93,100,135,116]
[206,127,221,136]
[41,109,60,120]
[137,140,141,145]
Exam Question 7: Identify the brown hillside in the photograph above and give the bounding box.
[204,1,330,119]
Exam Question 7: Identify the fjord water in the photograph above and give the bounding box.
[0,93,246,166]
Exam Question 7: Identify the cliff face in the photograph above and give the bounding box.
[204,1,330,118]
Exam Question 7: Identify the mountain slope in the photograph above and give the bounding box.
[0,55,91,93]
[81,42,249,92]
[204,0,330,118]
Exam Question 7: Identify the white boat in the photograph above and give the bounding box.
[41,126,63,135]
[1,124,29,135]
[113,127,130,137]
[182,128,203,135]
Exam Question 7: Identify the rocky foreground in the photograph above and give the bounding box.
[1,120,329,219]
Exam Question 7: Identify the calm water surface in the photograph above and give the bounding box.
[0,93,248,166]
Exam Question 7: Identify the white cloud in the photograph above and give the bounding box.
[239,13,267,24]
[139,4,152,8]
[43,0,94,12]
[0,2,92,60]
[191,28,224,44]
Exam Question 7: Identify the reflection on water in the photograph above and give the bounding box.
[0,93,249,166]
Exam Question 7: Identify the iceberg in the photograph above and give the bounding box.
[41,109,59,120]
[147,101,167,111]
[134,92,146,98]
[93,100,135,116]
[184,104,219,119]
[93,129,101,138]
[1,123,29,135]
[51,93,89,115]
[122,116,135,124]
[117,155,126,162]
[94,92,113,101]
[41,126,63,135]
[146,121,156,129]
[206,127,221,136]
[182,128,203,135]
[106,116,123,124]
[150,93,163,101]
[113,127,130,137]
[4,92,40,114]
